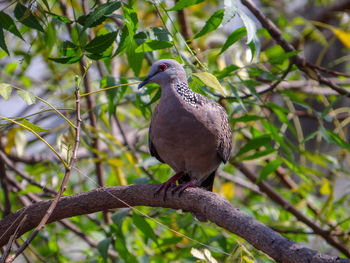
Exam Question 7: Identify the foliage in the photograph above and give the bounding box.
[0,0,350,262]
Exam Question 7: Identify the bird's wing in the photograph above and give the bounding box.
[148,107,165,163]
[217,107,232,163]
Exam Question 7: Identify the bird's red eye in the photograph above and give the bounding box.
[158,63,167,72]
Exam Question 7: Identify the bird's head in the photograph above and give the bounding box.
[138,59,186,89]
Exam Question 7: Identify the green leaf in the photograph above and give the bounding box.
[256,159,282,183]
[237,9,256,44]
[85,31,118,53]
[97,237,111,261]
[0,83,12,100]
[47,12,73,24]
[193,9,224,39]
[17,90,36,105]
[219,27,246,54]
[123,5,138,36]
[14,3,44,32]
[242,148,275,161]
[59,41,78,57]
[115,26,130,55]
[321,128,350,150]
[49,55,82,64]
[192,72,226,96]
[0,27,9,55]
[236,135,272,157]
[135,39,173,53]
[0,11,23,40]
[214,64,239,79]
[111,209,129,230]
[232,115,264,123]
[127,39,144,76]
[167,0,204,11]
[78,1,121,28]
[21,119,49,133]
[132,212,158,243]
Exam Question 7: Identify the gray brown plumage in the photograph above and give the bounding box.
[138,59,232,200]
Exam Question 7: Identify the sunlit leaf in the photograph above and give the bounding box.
[221,182,234,199]
[192,72,226,96]
[222,0,237,25]
[236,135,272,157]
[22,119,49,133]
[332,28,350,49]
[47,12,73,24]
[237,9,256,44]
[321,128,350,150]
[167,0,204,11]
[17,90,36,105]
[192,9,224,39]
[320,178,331,195]
[0,83,12,100]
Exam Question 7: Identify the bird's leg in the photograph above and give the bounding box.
[154,172,184,201]
[171,178,198,196]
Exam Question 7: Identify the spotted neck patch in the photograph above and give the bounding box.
[175,82,200,107]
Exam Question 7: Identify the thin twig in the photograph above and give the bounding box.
[5,88,81,263]
[232,161,350,257]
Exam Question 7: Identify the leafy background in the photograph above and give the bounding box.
[0,0,350,262]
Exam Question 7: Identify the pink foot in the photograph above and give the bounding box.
[171,178,198,196]
[154,172,184,201]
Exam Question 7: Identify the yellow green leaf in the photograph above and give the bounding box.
[0,83,13,100]
[5,128,16,154]
[332,28,350,49]
[17,89,36,105]
[221,181,234,199]
[320,178,331,195]
[192,72,227,96]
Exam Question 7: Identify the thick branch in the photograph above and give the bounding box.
[0,185,348,263]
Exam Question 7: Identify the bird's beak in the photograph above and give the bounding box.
[138,73,155,89]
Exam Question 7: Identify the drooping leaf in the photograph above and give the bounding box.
[256,159,282,183]
[192,72,226,96]
[115,26,130,56]
[222,0,237,25]
[0,27,9,55]
[123,5,138,36]
[85,31,118,53]
[97,237,111,261]
[17,90,36,105]
[0,83,13,100]
[14,3,44,32]
[21,119,49,133]
[111,209,129,230]
[237,9,256,44]
[49,55,82,64]
[132,212,158,243]
[192,9,224,39]
[0,11,23,39]
[167,0,204,11]
[219,27,246,54]
[78,1,121,28]
[126,39,144,76]
[135,39,173,53]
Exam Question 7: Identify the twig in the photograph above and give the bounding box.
[0,141,11,217]
[232,161,350,257]
[0,185,348,263]
[5,88,82,263]
[1,215,27,262]
[240,0,350,98]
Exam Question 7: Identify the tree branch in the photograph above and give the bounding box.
[0,185,348,263]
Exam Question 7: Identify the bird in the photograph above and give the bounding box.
[138,59,232,201]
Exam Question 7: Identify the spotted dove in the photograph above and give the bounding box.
[138,59,232,200]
